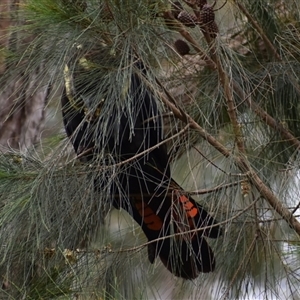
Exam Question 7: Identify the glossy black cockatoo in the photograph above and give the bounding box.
[61,57,221,279]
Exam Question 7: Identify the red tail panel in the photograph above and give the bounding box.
[130,189,219,279]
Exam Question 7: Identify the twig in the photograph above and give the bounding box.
[110,196,261,255]
[232,80,300,150]
[221,232,259,299]
[157,80,300,236]
[189,180,242,195]
[234,1,281,60]
[110,199,265,261]
[215,57,246,154]
[163,11,216,68]
[72,124,191,167]
[192,145,230,175]
[231,3,300,150]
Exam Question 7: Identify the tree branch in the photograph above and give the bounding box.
[232,80,300,150]
[158,80,300,236]
[234,1,281,60]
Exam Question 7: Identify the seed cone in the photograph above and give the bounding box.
[199,4,215,25]
[206,21,219,38]
[174,39,191,55]
[177,11,198,28]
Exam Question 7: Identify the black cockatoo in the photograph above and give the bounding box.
[61,56,221,279]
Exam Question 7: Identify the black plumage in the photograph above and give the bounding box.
[61,58,221,279]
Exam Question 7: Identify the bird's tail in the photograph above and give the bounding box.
[124,184,221,279]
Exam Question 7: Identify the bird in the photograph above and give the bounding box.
[61,56,221,279]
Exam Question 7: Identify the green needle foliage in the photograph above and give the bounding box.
[1,0,300,299]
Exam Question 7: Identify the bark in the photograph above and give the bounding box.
[0,0,49,151]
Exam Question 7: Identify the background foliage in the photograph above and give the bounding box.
[1,0,300,299]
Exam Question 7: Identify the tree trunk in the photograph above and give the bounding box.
[0,0,49,151]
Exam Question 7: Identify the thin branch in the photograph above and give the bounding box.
[157,79,300,236]
[110,196,260,255]
[162,11,216,68]
[234,1,281,60]
[189,180,242,195]
[126,178,242,197]
[230,4,300,150]
[232,80,300,150]
[214,57,246,154]
[72,124,191,167]
[192,145,231,175]
[221,232,259,300]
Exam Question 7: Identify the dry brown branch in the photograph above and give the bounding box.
[213,54,246,154]
[232,80,300,149]
[234,1,281,60]
[163,10,216,68]
[189,180,242,195]
[192,145,234,175]
[230,3,300,150]
[157,80,300,236]
[175,1,247,156]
